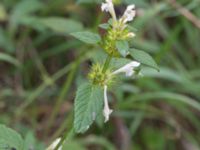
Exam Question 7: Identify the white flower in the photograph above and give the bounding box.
[103,85,113,122]
[101,0,112,12]
[122,4,136,23]
[101,0,117,21]
[112,61,140,77]
[47,138,62,150]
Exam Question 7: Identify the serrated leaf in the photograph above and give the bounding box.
[71,31,101,44]
[0,124,24,150]
[116,40,129,57]
[74,82,103,133]
[129,48,159,71]
[38,17,83,34]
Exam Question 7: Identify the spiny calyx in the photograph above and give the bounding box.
[88,64,113,86]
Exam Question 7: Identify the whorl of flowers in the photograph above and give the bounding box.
[99,0,140,122]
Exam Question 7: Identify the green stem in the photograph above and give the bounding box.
[102,55,112,73]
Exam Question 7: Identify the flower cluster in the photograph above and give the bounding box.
[98,0,140,122]
[102,0,136,56]
[88,64,112,86]
[101,0,136,25]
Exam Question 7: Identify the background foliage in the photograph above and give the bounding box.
[0,0,200,149]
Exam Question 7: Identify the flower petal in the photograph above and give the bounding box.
[101,3,110,12]
[127,4,135,11]
[125,69,134,77]
[112,61,140,76]
[103,85,113,122]
[47,138,62,150]
[101,0,117,21]
[122,4,136,23]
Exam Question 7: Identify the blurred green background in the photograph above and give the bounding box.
[0,0,200,149]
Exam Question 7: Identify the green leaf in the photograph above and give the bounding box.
[129,48,159,71]
[74,82,104,133]
[10,0,43,27]
[0,52,21,67]
[38,17,83,34]
[0,27,15,52]
[24,132,45,150]
[110,58,132,69]
[71,31,101,44]
[115,40,129,57]
[18,16,46,32]
[0,124,24,150]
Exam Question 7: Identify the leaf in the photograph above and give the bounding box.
[0,28,15,52]
[19,16,47,32]
[71,31,101,44]
[0,52,21,67]
[74,82,104,133]
[110,58,132,69]
[12,0,43,15]
[10,0,43,27]
[0,124,24,150]
[129,48,159,71]
[24,132,45,150]
[38,17,83,34]
[115,40,129,57]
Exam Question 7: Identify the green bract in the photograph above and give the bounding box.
[88,64,113,86]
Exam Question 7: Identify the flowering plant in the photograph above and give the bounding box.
[47,0,158,149]
[71,0,158,134]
